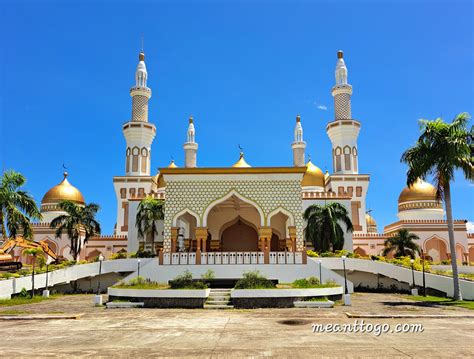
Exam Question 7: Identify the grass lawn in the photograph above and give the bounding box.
[408,295,474,310]
[0,294,62,307]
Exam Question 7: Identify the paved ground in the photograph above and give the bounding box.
[0,293,473,358]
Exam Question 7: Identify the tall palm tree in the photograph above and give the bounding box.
[303,202,353,252]
[136,196,165,253]
[50,200,101,261]
[401,112,473,300]
[382,229,420,258]
[23,247,43,298]
[0,170,42,240]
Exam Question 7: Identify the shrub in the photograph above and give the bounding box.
[19,288,29,298]
[441,259,451,265]
[169,270,208,289]
[292,276,321,288]
[1,273,13,280]
[130,249,155,258]
[320,252,335,257]
[201,269,215,281]
[306,250,319,258]
[234,271,275,289]
[110,252,127,260]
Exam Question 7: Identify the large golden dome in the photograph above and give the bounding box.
[398,179,438,203]
[301,160,325,187]
[41,172,85,205]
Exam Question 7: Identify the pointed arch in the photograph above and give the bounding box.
[267,207,295,226]
[172,208,201,227]
[202,190,265,227]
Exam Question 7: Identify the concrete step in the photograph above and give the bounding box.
[203,304,234,309]
[206,300,230,305]
[208,295,230,299]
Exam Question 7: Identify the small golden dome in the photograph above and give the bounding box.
[168,160,178,168]
[301,160,325,187]
[398,179,438,203]
[41,172,85,205]
[365,213,378,233]
[232,152,251,168]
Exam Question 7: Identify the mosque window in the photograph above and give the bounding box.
[344,146,351,171]
[132,147,139,172]
[335,147,342,172]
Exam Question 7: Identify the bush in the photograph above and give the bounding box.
[169,270,208,289]
[110,252,127,260]
[306,250,319,258]
[234,271,275,289]
[130,250,155,258]
[19,288,29,298]
[441,259,451,265]
[320,252,335,257]
[292,276,321,288]
[201,269,215,281]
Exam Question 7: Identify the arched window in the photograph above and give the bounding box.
[344,146,351,171]
[352,147,358,172]
[335,147,342,172]
[141,148,148,173]
[132,147,139,172]
[126,148,131,172]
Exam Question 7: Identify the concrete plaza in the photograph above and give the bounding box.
[0,293,473,358]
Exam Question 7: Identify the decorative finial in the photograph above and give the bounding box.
[238,144,244,158]
[62,164,68,178]
[141,33,144,52]
[337,50,343,59]
[139,52,145,61]
[189,116,193,124]
[296,114,301,122]
[308,154,311,162]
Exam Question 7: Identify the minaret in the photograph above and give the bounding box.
[122,51,156,176]
[326,50,360,174]
[291,115,306,167]
[183,116,198,167]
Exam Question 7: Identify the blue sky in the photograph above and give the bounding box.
[1,0,473,234]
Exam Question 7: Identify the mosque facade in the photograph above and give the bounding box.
[9,50,473,265]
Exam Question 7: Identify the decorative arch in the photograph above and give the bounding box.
[172,208,201,227]
[424,235,449,262]
[354,246,367,256]
[218,216,258,239]
[267,207,295,227]
[202,190,265,227]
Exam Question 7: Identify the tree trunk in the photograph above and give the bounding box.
[31,257,35,298]
[444,183,462,300]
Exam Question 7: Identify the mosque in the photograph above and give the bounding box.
[9,50,474,265]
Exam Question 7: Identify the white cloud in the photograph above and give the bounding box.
[467,221,474,233]
[315,104,328,111]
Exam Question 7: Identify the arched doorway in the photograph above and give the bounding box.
[469,246,474,263]
[354,246,367,256]
[206,193,263,252]
[425,237,448,262]
[173,210,199,251]
[221,217,258,251]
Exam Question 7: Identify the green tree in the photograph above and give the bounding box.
[303,202,353,252]
[136,196,165,253]
[50,200,101,261]
[0,170,42,240]
[401,112,473,300]
[382,229,420,258]
[23,247,43,298]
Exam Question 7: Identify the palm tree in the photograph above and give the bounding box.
[401,112,473,300]
[0,170,42,240]
[23,247,43,298]
[303,202,353,252]
[382,229,420,258]
[136,196,165,253]
[50,200,101,261]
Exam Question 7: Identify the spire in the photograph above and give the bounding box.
[186,116,195,143]
[135,51,148,87]
[294,114,303,142]
[335,50,348,86]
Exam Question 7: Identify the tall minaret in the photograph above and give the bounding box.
[123,51,156,176]
[291,115,306,167]
[326,50,360,174]
[183,116,198,167]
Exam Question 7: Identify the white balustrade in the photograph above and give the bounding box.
[163,251,303,265]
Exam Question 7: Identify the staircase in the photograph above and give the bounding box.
[204,288,233,309]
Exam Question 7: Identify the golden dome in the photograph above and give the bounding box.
[398,179,438,203]
[168,160,178,168]
[301,160,325,187]
[232,153,251,168]
[41,172,85,205]
[365,213,378,233]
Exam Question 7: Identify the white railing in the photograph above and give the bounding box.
[161,251,302,265]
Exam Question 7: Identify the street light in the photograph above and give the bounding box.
[97,254,105,295]
[318,259,322,284]
[341,255,351,306]
[410,258,418,296]
[421,249,426,297]
[43,263,50,298]
[137,259,141,278]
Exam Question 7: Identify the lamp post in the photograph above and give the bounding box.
[421,249,426,296]
[318,259,322,284]
[410,258,418,296]
[137,259,141,278]
[341,255,351,306]
[94,254,105,306]
[43,263,50,298]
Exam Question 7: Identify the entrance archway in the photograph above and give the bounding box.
[221,217,258,251]
[424,236,448,262]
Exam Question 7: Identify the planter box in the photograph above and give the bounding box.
[294,300,334,308]
[107,287,210,308]
[231,287,342,308]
